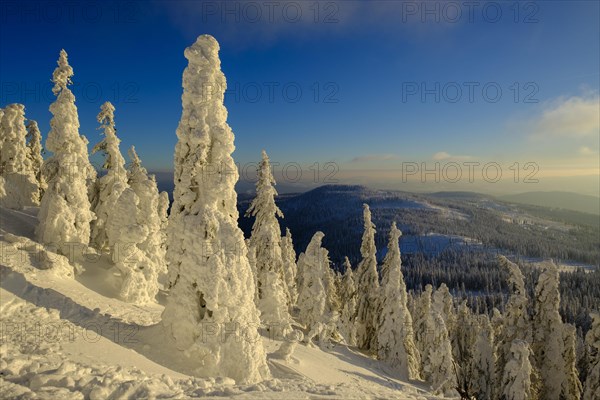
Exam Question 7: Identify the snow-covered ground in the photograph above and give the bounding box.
[0,205,440,399]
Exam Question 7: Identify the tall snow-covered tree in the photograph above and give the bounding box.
[432,283,454,326]
[324,263,341,310]
[298,232,337,343]
[355,204,380,351]
[322,260,342,343]
[246,150,291,331]
[25,119,46,201]
[470,314,497,400]
[338,257,357,346]
[127,146,169,279]
[497,256,534,389]
[533,261,565,400]
[583,312,600,400]
[36,50,96,251]
[90,101,128,250]
[107,188,155,304]
[281,227,298,307]
[376,222,420,380]
[561,323,583,400]
[423,310,457,396]
[161,35,269,384]
[452,300,476,393]
[105,146,168,305]
[0,104,40,209]
[502,340,537,400]
[413,284,433,362]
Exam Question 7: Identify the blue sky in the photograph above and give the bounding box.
[1,1,599,195]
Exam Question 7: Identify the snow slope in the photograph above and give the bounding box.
[0,205,441,399]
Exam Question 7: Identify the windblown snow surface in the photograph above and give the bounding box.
[0,205,442,399]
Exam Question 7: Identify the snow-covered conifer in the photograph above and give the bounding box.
[106,188,155,304]
[281,227,298,306]
[471,314,497,400]
[377,222,420,380]
[161,35,269,384]
[104,145,168,304]
[90,101,128,250]
[452,300,476,392]
[497,256,533,389]
[502,340,536,400]
[355,204,379,351]
[296,232,331,344]
[413,284,433,361]
[36,50,96,251]
[423,310,457,396]
[0,104,39,209]
[583,313,600,400]
[246,150,291,331]
[432,283,454,326]
[322,261,342,343]
[25,119,46,200]
[533,261,565,400]
[338,257,357,346]
[561,323,582,399]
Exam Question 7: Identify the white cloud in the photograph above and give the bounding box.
[531,96,600,138]
[432,151,471,161]
[579,146,598,156]
[350,153,398,163]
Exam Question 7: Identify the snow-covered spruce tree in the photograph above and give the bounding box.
[452,300,477,393]
[496,256,534,389]
[36,50,96,251]
[491,307,504,343]
[104,146,168,305]
[533,261,565,400]
[423,310,457,396]
[0,104,40,209]
[338,257,358,346]
[376,222,420,380]
[502,340,536,400]
[322,259,342,343]
[106,188,154,304]
[246,150,291,331]
[90,101,128,250]
[583,312,600,400]
[355,204,380,351]
[25,119,46,201]
[127,146,169,280]
[432,283,455,327]
[296,231,328,344]
[161,35,269,384]
[561,323,582,399]
[281,227,298,307]
[470,314,496,400]
[413,284,433,363]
